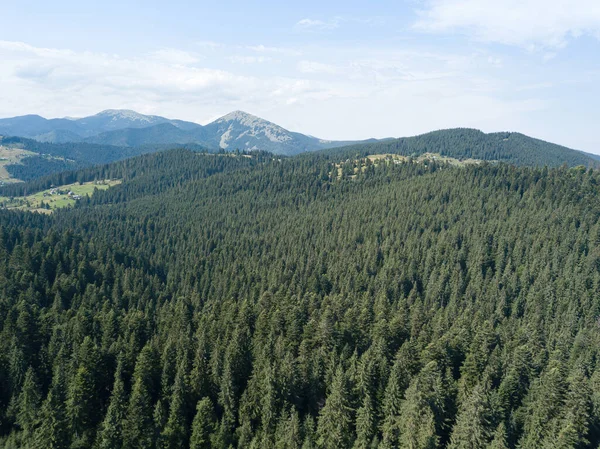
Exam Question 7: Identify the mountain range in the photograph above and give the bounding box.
[1,108,599,185]
[0,109,371,156]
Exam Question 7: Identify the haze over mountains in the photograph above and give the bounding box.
[0,110,371,156]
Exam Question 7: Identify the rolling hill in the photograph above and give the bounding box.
[316,128,600,168]
[0,136,210,182]
[2,148,600,448]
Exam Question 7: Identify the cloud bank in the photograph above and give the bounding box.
[415,0,600,49]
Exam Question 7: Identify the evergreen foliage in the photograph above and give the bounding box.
[0,148,600,448]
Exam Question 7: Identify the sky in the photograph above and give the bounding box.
[1,0,600,153]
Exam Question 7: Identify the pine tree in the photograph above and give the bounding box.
[15,367,41,439]
[275,407,302,449]
[353,393,376,449]
[447,383,492,449]
[316,366,354,449]
[34,366,69,449]
[67,366,95,447]
[487,422,509,449]
[161,362,190,449]
[397,381,438,449]
[96,359,127,449]
[122,345,158,449]
[189,397,216,449]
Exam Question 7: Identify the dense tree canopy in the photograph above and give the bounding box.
[1,149,600,448]
[318,128,600,168]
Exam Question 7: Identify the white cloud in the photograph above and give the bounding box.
[0,39,594,152]
[297,60,338,74]
[228,55,274,64]
[0,40,344,123]
[487,56,503,68]
[414,0,600,49]
[150,48,202,65]
[247,44,302,56]
[195,41,224,50]
[296,18,341,31]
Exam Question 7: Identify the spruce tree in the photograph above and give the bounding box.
[316,366,354,449]
[161,362,190,449]
[122,345,158,449]
[353,393,376,449]
[397,381,438,449]
[34,366,69,449]
[447,383,492,449]
[487,423,509,449]
[189,397,216,449]
[275,407,302,449]
[67,366,95,447]
[380,344,417,447]
[15,366,41,440]
[96,359,127,449]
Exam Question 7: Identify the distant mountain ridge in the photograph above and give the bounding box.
[0,110,200,141]
[0,109,369,155]
[1,109,598,167]
[317,128,600,168]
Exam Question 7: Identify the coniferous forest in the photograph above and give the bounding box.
[2,149,600,449]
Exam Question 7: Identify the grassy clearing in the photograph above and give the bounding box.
[334,153,486,179]
[0,180,122,213]
[0,146,38,184]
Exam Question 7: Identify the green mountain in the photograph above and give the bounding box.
[2,125,598,184]
[2,110,596,163]
[84,123,204,147]
[319,127,599,167]
[1,149,600,448]
[0,136,211,182]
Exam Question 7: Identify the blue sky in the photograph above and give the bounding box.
[1,0,600,153]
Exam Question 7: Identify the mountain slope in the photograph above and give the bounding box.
[199,110,360,155]
[0,136,211,182]
[2,110,597,165]
[84,123,205,147]
[0,114,80,137]
[85,110,367,155]
[0,110,368,156]
[74,109,202,134]
[0,109,203,140]
[317,128,599,168]
[3,149,600,447]
[34,129,85,143]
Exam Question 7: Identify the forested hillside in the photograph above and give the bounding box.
[1,150,600,448]
[322,128,599,167]
[3,125,597,185]
[0,136,212,182]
